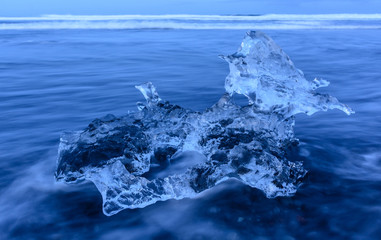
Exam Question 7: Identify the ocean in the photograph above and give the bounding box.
[0,15,380,239]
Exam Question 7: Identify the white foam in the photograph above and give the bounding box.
[0,14,380,30]
[1,14,381,21]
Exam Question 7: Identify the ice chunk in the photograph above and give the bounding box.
[135,82,161,107]
[222,31,354,116]
[55,31,352,216]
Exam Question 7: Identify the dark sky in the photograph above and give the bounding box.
[1,0,381,16]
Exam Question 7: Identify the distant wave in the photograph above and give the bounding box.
[1,14,381,30]
[1,14,381,21]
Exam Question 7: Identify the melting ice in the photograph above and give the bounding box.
[55,31,353,216]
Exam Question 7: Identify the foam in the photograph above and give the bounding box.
[0,14,380,30]
[1,14,381,21]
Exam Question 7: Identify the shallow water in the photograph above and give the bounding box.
[0,28,380,239]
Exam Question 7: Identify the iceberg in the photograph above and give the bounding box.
[55,31,353,216]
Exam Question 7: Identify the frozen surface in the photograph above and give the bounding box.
[223,31,354,116]
[55,31,353,216]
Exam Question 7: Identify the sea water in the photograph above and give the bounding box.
[0,15,381,239]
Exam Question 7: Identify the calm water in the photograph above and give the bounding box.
[0,28,381,239]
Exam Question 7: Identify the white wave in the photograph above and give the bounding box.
[0,13,381,21]
[0,14,380,30]
[0,21,380,30]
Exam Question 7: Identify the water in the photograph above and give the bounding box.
[0,16,381,239]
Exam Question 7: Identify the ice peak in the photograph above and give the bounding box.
[135,82,162,106]
[223,30,354,116]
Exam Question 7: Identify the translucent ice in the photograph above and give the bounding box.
[223,31,354,116]
[55,31,353,216]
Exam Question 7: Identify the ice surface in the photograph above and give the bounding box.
[223,31,354,116]
[55,31,353,216]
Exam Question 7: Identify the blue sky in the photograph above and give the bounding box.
[1,0,381,16]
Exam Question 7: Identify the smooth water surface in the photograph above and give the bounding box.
[0,28,380,239]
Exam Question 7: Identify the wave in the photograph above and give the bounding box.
[0,14,381,30]
[1,14,381,21]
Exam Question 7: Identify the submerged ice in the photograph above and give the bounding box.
[55,31,353,216]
